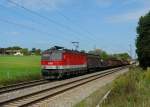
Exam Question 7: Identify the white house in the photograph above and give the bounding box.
[14,51,23,56]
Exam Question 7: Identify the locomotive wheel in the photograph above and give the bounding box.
[56,73,63,79]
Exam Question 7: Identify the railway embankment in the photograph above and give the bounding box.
[0,67,128,107]
[75,67,150,107]
[34,67,128,107]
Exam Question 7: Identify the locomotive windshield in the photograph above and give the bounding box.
[42,52,62,60]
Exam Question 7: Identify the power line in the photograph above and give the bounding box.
[7,0,97,44]
[129,44,132,59]
[42,1,98,42]
[0,18,67,43]
[0,12,88,50]
[0,18,48,35]
[55,10,99,42]
[7,0,83,40]
[0,3,76,43]
[0,5,53,37]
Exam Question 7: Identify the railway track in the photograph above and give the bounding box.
[0,79,49,94]
[0,66,128,107]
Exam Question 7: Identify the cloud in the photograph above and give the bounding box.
[122,0,150,6]
[96,0,112,8]
[8,31,21,36]
[96,0,150,8]
[106,8,150,23]
[9,0,68,11]
[11,31,20,35]
[122,0,139,5]
[105,0,150,23]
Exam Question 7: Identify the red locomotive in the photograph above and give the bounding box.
[41,46,128,79]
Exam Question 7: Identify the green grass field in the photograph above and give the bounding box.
[0,56,41,86]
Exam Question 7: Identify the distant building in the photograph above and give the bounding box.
[0,48,23,56]
[14,51,23,56]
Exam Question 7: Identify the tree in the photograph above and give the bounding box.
[31,48,36,53]
[12,46,22,50]
[88,49,102,55]
[136,11,150,68]
[112,53,130,60]
[35,49,41,55]
[21,48,29,55]
[80,50,86,53]
[0,48,5,55]
[6,46,22,50]
[100,51,109,60]
[88,49,109,59]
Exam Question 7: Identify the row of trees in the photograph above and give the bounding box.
[1,46,130,60]
[21,48,41,55]
[0,46,41,55]
[88,48,130,60]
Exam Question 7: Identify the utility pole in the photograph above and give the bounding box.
[94,45,96,50]
[71,42,79,50]
[129,44,132,59]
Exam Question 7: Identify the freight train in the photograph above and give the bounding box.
[41,46,129,79]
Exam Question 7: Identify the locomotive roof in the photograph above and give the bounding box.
[43,48,85,54]
[42,46,100,57]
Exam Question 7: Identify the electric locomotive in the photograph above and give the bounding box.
[41,46,88,79]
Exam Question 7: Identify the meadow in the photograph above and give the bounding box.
[0,56,41,86]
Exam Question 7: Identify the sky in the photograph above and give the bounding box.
[0,0,150,57]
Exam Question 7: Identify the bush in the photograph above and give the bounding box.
[111,69,141,96]
[143,68,150,81]
[102,67,150,107]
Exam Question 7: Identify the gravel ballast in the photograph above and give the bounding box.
[33,68,129,107]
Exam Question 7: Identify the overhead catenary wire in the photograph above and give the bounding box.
[7,0,96,44]
[0,18,68,44]
[36,1,99,43]
[0,4,77,44]
[54,9,99,42]
[6,0,80,39]
[0,15,88,49]
[0,4,87,49]
[0,18,50,35]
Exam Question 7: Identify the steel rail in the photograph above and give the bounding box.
[0,79,49,94]
[0,66,128,107]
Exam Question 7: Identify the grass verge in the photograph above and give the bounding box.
[75,67,150,107]
[0,56,41,87]
[74,84,111,107]
[101,67,150,107]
